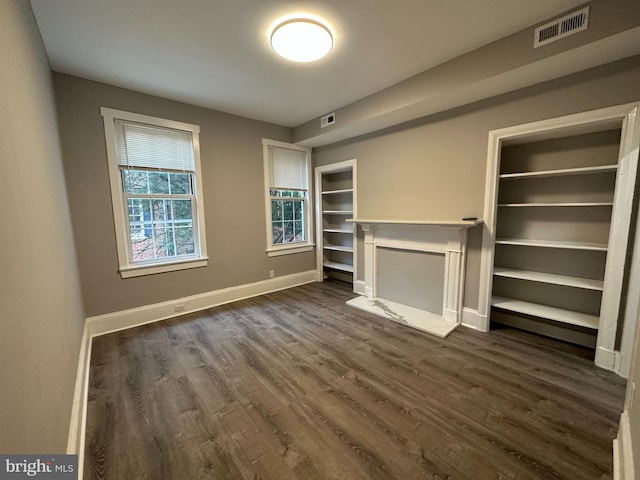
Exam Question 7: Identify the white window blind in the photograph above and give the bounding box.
[115,120,195,171]
[269,146,308,190]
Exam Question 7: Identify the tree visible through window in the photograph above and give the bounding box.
[270,189,305,244]
[123,170,195,261]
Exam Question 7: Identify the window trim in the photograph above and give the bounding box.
[262,138,314,257]
[101,107,208,278]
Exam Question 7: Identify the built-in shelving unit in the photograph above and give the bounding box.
[490,129,623,348]
[479,103,640,373]
[315,159,357,283]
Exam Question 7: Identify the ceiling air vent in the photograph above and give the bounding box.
[534,6,589,48]
[321,112,335,128]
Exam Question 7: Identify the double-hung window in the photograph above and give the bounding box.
[101,108,207,278]
[262,139,313,256]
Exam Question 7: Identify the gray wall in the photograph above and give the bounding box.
[0,0,85,453]
[54,74,315,317]
[314,56,640,309]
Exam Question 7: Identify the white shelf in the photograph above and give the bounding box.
[323,261,354,273]
[497,202,613,207]
[324,244,354,253]
[495,238,608,251]
[500,165,617,179]
[322,189,353,195]
[491,295,599,330]
[324,228,353,234]
[323,210,354,215]
[493,267,604,291]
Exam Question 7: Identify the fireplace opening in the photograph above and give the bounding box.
[377,247,445,314]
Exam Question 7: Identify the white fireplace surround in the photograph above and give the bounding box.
[347,219,481,338]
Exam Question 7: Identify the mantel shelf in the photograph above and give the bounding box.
[348,218,483,227]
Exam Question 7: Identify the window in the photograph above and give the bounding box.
[101,108,207,278]
[262,139,313,256]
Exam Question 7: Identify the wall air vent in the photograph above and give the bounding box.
[534,6,589,48]
[321,112,335,128]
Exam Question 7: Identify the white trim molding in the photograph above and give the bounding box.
[596,347,620,372]
[266,244,314,257]
[461,307,489,332]
[353,280,367,296]
[66,323,92,480]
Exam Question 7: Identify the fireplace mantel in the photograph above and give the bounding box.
[348,218,482,227]
[347,218,481,338]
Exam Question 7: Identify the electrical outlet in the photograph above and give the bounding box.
[269,270,275,279]
[174,303,186,313]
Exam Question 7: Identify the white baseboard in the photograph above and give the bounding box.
[66,323,92,480]
[353,280,366,295]
[66,323,91,452]
[595,346,620,372]
[87,270,317,337]
[461,307,489,332]
[614,412,636,480]
[443,308,457,323]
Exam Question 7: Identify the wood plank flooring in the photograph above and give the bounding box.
[84,280,627,480]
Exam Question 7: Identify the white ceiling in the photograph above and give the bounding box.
[30,0,588,128]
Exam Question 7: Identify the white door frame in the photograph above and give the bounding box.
[477,102,640,374]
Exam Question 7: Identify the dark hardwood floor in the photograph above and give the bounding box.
[84,280,626,480]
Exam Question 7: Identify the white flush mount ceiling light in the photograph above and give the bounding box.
[270,17,333,62]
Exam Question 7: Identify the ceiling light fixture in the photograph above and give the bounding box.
[270,17,333,62]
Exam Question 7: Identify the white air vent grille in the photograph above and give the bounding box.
[321,112,335,128]
[534,6,589,48]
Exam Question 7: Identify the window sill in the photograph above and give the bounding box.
[266,244,314,257]
[119,257,208,278]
